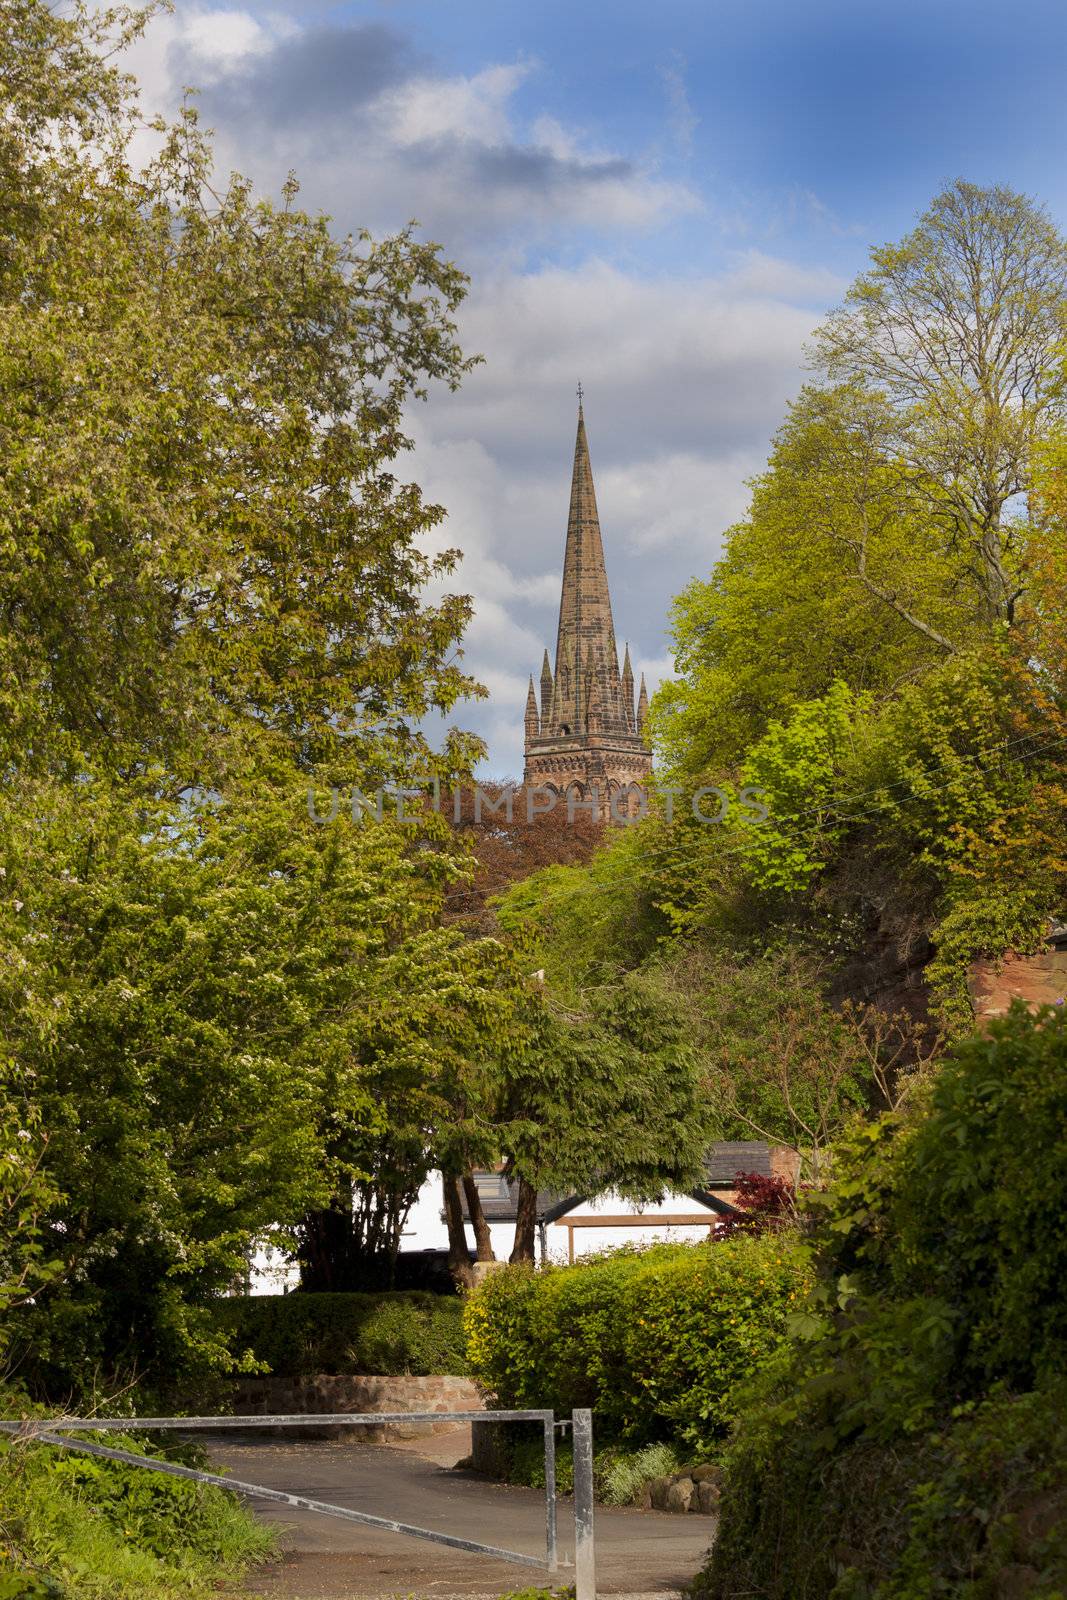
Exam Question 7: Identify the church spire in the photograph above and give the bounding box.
[522,396,652,814]
[549,401,620,737]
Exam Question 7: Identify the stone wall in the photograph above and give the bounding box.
[968,944,1067,1020]
[229,1373,483,1441]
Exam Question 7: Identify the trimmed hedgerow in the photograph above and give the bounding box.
[206,1291,469,1377]
[464,1238,811,1455]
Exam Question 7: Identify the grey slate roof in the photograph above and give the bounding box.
[455,1142,771,1227]
[701,1142,772,1187]
[456,1173,575,1225]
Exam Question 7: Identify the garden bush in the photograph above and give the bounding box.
[206,1291,469,1377]
[501,1434,683,1505]
[0,1397,274,1597]
[465,1237,811,1455]
[694,1004,1067,1599]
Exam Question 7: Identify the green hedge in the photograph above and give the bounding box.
[207,1291,469,1377]
[464,1239,811,1455]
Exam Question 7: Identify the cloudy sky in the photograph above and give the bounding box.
[125,0,1067,775]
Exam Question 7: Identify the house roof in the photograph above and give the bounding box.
[701,1141,772,1188]
[455,1141,771,1227]
[456,1173,575,1225]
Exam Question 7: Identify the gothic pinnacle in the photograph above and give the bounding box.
[622,643,635,730]
[525,674,539,740]
[540,648,554,728]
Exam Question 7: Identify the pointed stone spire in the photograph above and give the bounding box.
[637,673,649,739]
[621,643,635,731]
[525,675,539,743]
[521,395,653,816]
[540,648,554,728]
[551,402,621,736]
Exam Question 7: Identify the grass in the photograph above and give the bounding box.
[494,1590,575,1600]
[597,1442,684,1505]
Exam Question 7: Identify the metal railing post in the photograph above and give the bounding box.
[543,1415,557,1571]
[573,1407,596,1600]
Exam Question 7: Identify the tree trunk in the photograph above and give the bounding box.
[510,1177,538,1264]
[298,1200,357,1291]
[461,1172,495,1262]
[442,1172,474,1289]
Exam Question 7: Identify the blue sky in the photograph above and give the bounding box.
[126,0,1067,773]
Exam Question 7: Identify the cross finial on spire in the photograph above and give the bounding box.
[576,380,584,413]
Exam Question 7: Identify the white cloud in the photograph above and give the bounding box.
[433,257,827,464]
[123,6,280,110]
[382,64,529,149]
[721,249,845,302]
[180,9,274,70]
[122,12,698,251]
[116,4,842,775]
[636,652,676,703]
[659,52,698,160]
[600,453,757,553]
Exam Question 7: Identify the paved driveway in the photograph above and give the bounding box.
[208,1427,714,1598]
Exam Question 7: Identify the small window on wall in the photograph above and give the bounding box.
[560,724,570,735]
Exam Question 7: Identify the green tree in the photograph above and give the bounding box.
[497,970,715,1260]
[813,179,1067,635]
[695,1007,1067,1600]
[654,387,979,775]
[0,776,539,1388]
[655,183,1067,779]
[0,1064,64,1362]
[0,0,516,1367]
[1,0,482,793]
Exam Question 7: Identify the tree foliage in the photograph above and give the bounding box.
[657,182,1067,779]
[814,180,1067,632]
[695,1007,1067,1600]
[0,779,528,1385]
[0,0,520,1380]
[1,0,481,792]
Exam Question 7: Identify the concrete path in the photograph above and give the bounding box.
[210,1425,714,1599]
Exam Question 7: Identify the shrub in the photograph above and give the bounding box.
[465,1238,811,1455]
[205,1290,468,1377]
[694,1005,1067,1599]
[714,1172,801,1238]
[0,1399,274,1597]
[501,1435,684,1505]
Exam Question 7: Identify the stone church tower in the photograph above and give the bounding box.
[523,400,652,812]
